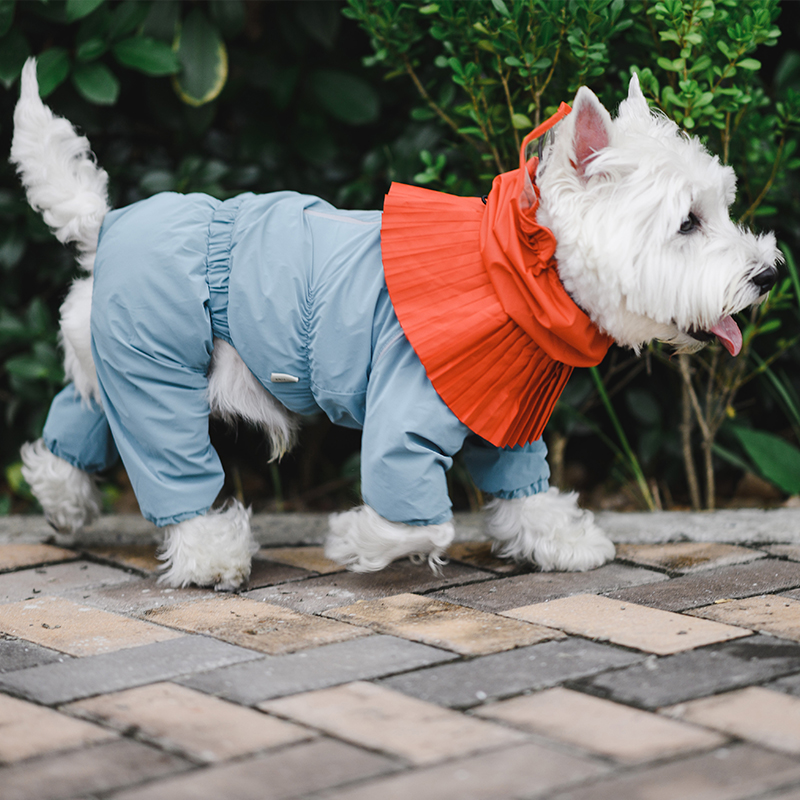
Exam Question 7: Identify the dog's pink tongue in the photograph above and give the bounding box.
[710,316,742,356]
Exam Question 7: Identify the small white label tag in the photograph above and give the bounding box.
[270,372,299,383]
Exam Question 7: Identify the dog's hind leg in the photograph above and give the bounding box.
[21,384,118,535]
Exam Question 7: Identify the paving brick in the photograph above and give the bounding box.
[0,560,136,603]
[0,634,261,705]
[65,682,313,763]
[663,686,800,755]
[323,593,563,656]
[309,741,608,800]
[0,635,66,672]
[503,594,751,655]
[762,544,800,562]
[0,595,182,656]
[61,576,217,615]
[0,738,190,800]
[607,559,800,612]
[179,634,457,705]
[144,596,371,655]
[245,557,314,590]
[261,681,526,765]
[380,637,645,708]
[108,738,397,800]
[544,743,800,800]
[580,634,800,709]
[615,542,765,574]
[755,789,800,800]
[434,563,667,613]
[0,543,77,572]
[446,541,523,573]
[0,692,116,763]
[256,546,345,574]
[473,686,726,763]
[687,594,800,642]
[245,559,494,614]
[81,543,161,574]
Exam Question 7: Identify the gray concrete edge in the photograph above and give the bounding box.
[1,508,799,547]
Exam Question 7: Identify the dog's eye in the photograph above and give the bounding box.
[679,212,700,235]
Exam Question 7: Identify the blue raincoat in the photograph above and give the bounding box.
[43,192,549,527]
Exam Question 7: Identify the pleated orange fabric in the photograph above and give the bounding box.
[381,105,613,448]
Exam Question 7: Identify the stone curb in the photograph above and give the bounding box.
[1,507,798,546]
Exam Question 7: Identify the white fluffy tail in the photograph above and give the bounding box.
[10,58,109,271]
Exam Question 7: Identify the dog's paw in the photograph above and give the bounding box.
[485,488,615,572]
[20,439,101,534]
[326,505,454,573]
[158,499,258,591]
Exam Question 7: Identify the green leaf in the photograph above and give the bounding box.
[511,112,532,129]
[311,70,380,125]
[76,37,108,63]
[657,56,680,73]
[109,0,151,41]
[142,0,179,40]
[738,58,761,71]
[172,9,228,106]
[0,28,30,88]
[0,0,15,38]
[5,355,52,381]
[490,0,510,17]
[210,0,245,38]
[72,61,120,105]
[113,36,180,76]
[66,0,105,23]
[730,426,800,494]
[36,48,70,97]
[293,0,339,49]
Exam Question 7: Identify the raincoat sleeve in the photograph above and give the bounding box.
[461,435,550,499]
[359,330,470,526]
[43,384,119,474]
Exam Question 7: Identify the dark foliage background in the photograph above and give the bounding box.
[1,0,799,517]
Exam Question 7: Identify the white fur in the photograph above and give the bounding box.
[12,62,781,588]
[11,59,108,272]
[326,504,454,573]
[207,339,299,461]
[537,75,780,353]
[485,489,615,571]
[20,439,101,534]
[158,499,258,591]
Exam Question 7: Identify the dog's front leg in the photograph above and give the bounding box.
[485,489,615,572]
[326,504,454,573]
[461,436,614,572]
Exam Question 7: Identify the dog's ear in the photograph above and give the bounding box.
[618,73,651,120]
[569,87,614,181]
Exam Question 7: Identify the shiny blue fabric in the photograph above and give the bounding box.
[42,191,550,527]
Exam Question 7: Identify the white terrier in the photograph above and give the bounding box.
[11,58,778,590]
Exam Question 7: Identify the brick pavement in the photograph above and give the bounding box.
[2,513,800,799]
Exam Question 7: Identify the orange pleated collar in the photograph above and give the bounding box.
[381,105,613,448]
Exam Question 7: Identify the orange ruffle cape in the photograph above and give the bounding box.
[381,105,613,448]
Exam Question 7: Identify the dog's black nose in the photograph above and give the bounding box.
[751,265,778,294]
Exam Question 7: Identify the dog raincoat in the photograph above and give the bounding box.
[42,108,610,529]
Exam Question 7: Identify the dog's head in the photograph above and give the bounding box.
[535,75,780,355]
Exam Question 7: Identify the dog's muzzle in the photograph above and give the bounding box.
[751,265,779,295]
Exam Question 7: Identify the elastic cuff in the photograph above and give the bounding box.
[489,476,549,500]
[44,438,116,475]
[147,506,211,528]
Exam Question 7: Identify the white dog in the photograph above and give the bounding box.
[11,59,778,590]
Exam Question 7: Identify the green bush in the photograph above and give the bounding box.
[0,0,426,514]
[345,0,800,509]
[1,0,799,515]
